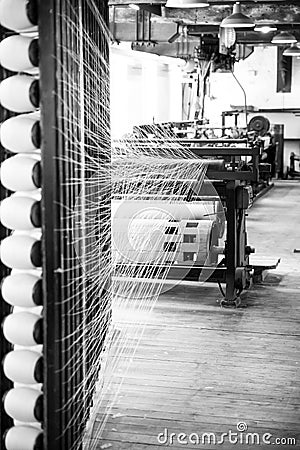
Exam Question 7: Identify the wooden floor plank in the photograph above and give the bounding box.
[88,181,300,449]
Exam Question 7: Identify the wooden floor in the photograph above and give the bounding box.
[91,181,300,449]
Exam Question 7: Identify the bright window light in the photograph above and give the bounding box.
[129,3,140,10]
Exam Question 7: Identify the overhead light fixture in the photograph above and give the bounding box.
[220,2,255,29]
[220,27,236,48]
[165,0,209,8]
[254,25,277,34]
[129,3,140,10]
[283,43,300,57]
[271,31,297,44]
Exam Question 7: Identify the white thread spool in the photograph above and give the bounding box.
[0,196,41,230]
[0,235,42,269]
[3,350,43,384]
[0,0,38,32]
[2,312,42,346]
[0,35,38,73]
[3,388,43,422]
[13,385,42,392]
[0,155,41,191]
[12,305,42,316]
[4,426,43,450]
[11,302,42,314]
[0,115,40,153]
[1,273,42,307]
[13,420,42,428]
[0,75,39,113]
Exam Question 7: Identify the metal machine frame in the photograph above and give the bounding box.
[176,139,279,306]
[0,2,110,449]
[173,139,278,306]
[116,136,278,307]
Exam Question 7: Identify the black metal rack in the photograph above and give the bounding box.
[0,38,14,447]
[0,1,110,449]
[40,1,110,449]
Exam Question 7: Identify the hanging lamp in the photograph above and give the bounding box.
[221,2,255,29]
[271,31,297,45]
[283,43,300,57]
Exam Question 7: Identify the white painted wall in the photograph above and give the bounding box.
[206,46,300,133]
[110,44,300,169]
[205,46,300,167]
[110,45,183,138]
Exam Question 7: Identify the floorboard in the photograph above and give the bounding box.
[88,181,300,450]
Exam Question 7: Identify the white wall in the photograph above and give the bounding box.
[110,44,300,168]
[206,46,300,136]
[110,45,183,138]
[205,46,300,167]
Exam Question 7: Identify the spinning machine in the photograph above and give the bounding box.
[0,1,110,449]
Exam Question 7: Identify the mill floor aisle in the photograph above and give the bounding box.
[90,180,300,450]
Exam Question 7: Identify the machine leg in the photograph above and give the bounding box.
[220,296,241,308]
[220,181,242,308]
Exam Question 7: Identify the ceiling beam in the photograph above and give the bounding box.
[188,24,300,33]
[111,20,179,42]
[131,40,201,57]
[110,3,300,47]
[109,3,300,25]
[163,4,300,24]
[235,31,300,44]
[111,20,300,45]
[109,1,300,4]
[187,25,300,42]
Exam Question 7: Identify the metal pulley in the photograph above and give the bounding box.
[248,115,270,136]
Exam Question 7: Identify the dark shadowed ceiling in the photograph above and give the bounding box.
[109,1,300,57]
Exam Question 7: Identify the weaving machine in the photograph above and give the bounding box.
[114,133,279,308]
[155,116,284,194]
[0,1,110,449]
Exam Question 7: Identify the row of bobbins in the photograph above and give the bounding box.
[0,1,44,450]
